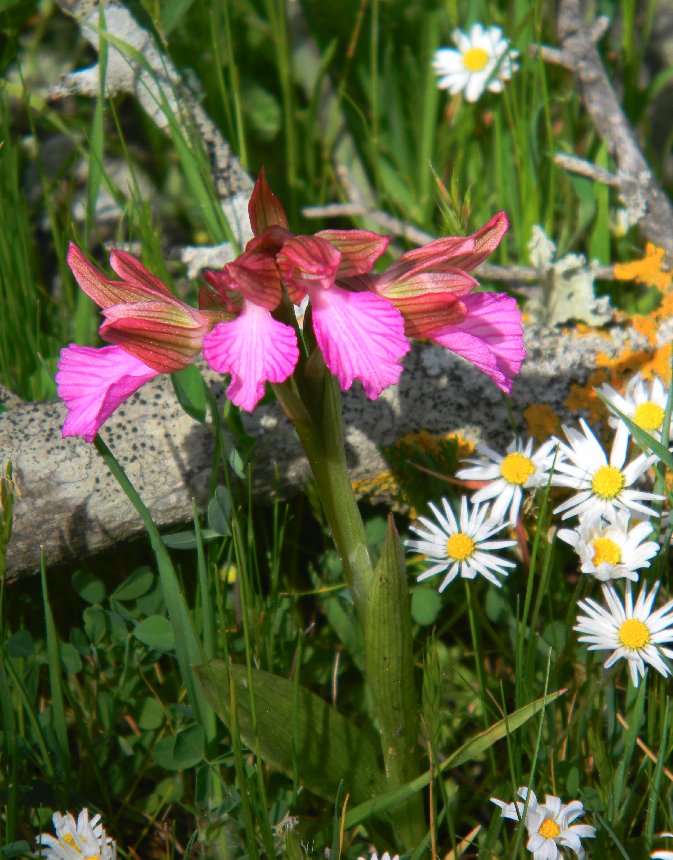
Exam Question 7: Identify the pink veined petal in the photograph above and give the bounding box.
[316,229,390,276]
[202,302,299,412]
[429,291,525,393]
[56,344,159,443]
[100,300,210,372]
[447,212,509,272]
[310,285,411,399]
[248,166,289,235]
[276,235,342,293]
[109,248,177,301]
[67,243,145,308]
[374,267,478,302]
[393,293,467,339]
[375,236,475,285]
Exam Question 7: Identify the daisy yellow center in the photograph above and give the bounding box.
[592,537,622,566]
[446,532,476,560]
[633,400,665,432]
[591,465,624,499]
[538,819,561,840]
[618,618,650,650]
[500,452,536,486]
[462,47,490,72]
[60,835,99,858]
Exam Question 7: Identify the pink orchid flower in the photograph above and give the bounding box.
[275,232,411,399]
[203,168,411,406]
[56,169,525,442]
[200,243,300,412]
[371,212,525,393]
[56,343,159,443]
[56,244,227,442]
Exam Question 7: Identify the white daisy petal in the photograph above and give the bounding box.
[357,851,400,860]
[552,420,664,522]
[457,436,559,526]
[557,508,659,582]
[652,832,673,858]
[601,371,673,449]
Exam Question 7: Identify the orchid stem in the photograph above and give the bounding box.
[276,368,374,619]
[275,361,427,848]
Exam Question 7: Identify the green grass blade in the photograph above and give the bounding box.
[93,435,208,725]
[365,514,426,845]
[84,5,108,246]
[40,551,71,782]
[0,660,18,841]
[596,389,673,472]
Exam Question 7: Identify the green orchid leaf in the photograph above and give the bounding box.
[195,659,385,804]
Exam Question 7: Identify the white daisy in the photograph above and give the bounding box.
[406,495,516,591]
[600,371,672,454]
[574,581,673,687]
[652,832,673,858]
[551,418,662,521]
[557,508,659,582]
[457,437,559,525]
[357,853,399,860]
[432,23,518,103]
[491,786,596,859]
[35,808,117,859]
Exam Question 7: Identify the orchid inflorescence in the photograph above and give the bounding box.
[56,169,525,442]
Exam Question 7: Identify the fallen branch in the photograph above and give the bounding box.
[553,153,620,188]
[556,0,673,257]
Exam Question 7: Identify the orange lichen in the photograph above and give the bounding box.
[627,286,673,345]
[561,344,672,430]
[597,347,671,384]
[570,322,611,339]
[523,403,562,442]
[394,429,475,460]
[352,469,399,499]
[640,344,672,383]
[660,291,673,317]
[564,369,609,424]
[631,315,659,346]
[614,243,673,291]
[447,431,476,459]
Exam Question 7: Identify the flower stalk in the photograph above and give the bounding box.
[276,360,373,614]
[275,354,426,846]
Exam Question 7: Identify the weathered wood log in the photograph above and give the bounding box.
[1,321,660,577]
